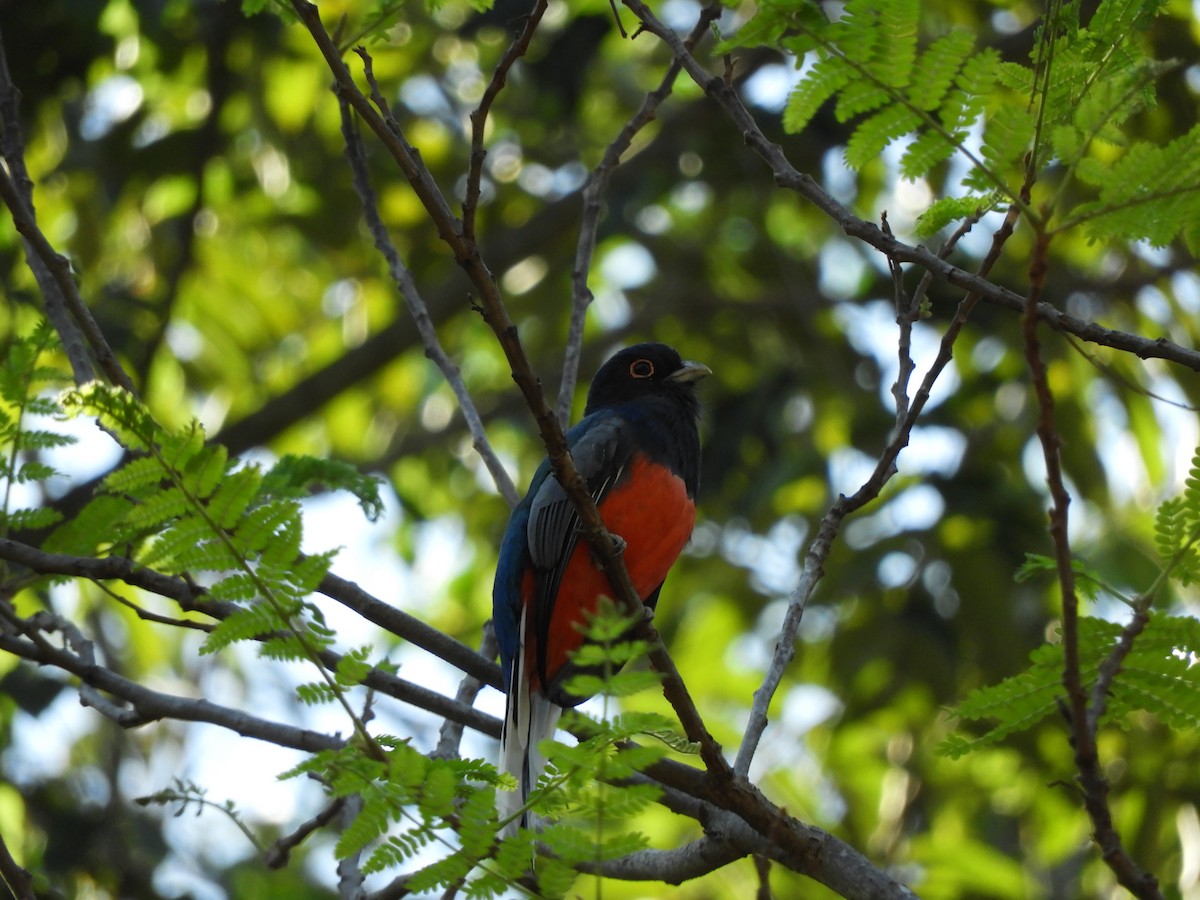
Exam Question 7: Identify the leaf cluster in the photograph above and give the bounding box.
[282,739,523,896]
[941,611,1200,758]
[943,453,1200,757]
[730,0,1199,247]
[50,382,383,675]
[282,600,685,897]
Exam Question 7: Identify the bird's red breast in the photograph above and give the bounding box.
[522,453,695,692]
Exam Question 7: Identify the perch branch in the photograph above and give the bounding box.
[290,0,729,778]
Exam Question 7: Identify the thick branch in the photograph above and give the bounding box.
[290,0,730,780]
[0,626,342,753]
[577,837,743,883]
[318,570,499,688]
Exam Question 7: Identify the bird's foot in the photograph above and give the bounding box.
[587,532,626,567]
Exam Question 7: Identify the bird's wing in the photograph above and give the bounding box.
[525,413,631,679]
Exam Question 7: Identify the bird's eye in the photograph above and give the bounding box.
[629,359,654,379]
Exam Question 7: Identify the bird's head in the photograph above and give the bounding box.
[583,342,711,415]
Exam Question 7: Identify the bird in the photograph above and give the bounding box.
[492,342,709,835]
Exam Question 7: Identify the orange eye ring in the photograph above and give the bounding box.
[629,359,654,379]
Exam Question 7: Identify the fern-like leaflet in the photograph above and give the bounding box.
[945,452,1200,757]
[727,0,1195,246]
[941,612,1200,758]
[58,382,386,750]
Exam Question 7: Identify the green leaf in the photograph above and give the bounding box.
[845,103,922,170]
[909,30,975,111]
[417,764,457,820]
[784,58,851,134]
[1,506,63,531]
[183,444,228,501]
[262,454,385,521]
[913,193,997,238]
[207,465,263,530]
[876,0,919,88]
[334,646,373,687]
[202,602,282,654]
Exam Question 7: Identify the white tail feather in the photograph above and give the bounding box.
[498,606,561,837]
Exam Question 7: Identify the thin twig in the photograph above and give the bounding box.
[882,211,915,426]
[735,199,1023,776]
[0,29,94,385]
[1087,604,1150,729]
[1022,229,1162,899]
[0,37,132,393]
[336,84,519,507]
[557,3,722,426]
[433,621,498,759]
[266,798,347,868]
[96,581,215,632]
[462,0,549,242]
[0,166,134,392]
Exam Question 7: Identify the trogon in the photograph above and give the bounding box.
[492,342,709,834]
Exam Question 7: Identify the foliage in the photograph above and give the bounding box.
[941,610,1200,757]
[730,0,1200,247]
[944,447,1200,755]
[276,603,673,898]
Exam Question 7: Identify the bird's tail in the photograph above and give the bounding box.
[497,619,561,838]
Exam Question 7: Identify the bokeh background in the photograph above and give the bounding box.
[2,0,1200,896]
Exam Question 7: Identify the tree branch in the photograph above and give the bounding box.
[735,199,1023,777]
[291,0,732,787]
[0,611,343,753]
[577,836,743,883]
[0,28,94,386]
[318,570,500,689]
[337,84,519,507]
[619,0,1200,375]
[1021,230,1162,899]
[557,3,722,426]
[266,798,347,869]
[433,621,499,759]
[0,37,133,393]
[0,832,35,900]
[0,537,501,733]
[462,0,548,242]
